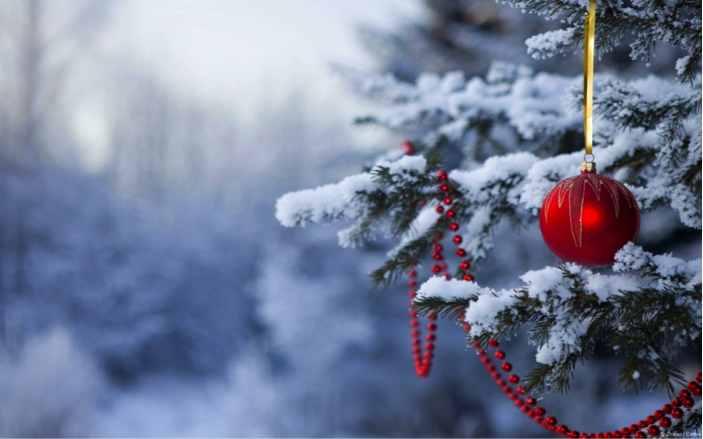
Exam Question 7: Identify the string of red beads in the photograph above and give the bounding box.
[406,165,701,437]
[408,266,437,378]
[469,333,701,437]
[408,169,476,378]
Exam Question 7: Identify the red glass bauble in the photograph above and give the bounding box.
[540,163,640,268]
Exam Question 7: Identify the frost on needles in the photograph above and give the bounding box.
[275,0,701,429]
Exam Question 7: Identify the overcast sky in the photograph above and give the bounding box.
[73,0,423,168]
[106,0,422,109]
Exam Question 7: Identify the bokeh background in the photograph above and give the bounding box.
[0,0,698,437]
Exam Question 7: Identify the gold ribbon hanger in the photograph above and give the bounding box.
[583,0,596,159]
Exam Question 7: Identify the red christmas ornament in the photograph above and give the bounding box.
[540,162,640,267]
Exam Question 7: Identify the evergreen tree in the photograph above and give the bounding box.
[278,0,701,436]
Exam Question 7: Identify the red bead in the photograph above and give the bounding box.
[407,269,417,278]
[491,371,500,380]
[653,410,664,419]
[486,364,495,372]
[402,141,414,155]
[412,346,420,354]
[557,425,568,435]
[637,421,647,430]
[446,209,456,219]
[459,261,471,271]
[659,417,671,429]
[408,280,417,287]
[534,407,546,417]
[452,235,463,245]
[411,329,419,337]
[411,339,420,346]
[428,314,437,321]
[662,404,672,414]
[488,339,499,348]
[440,184,450,192]
[424,343,434,351]
[502,362,512,372]
[449,223,459,231]
[432,253,443,260]
[620,428,630,436]
[634,432,646,438]
[509,374,520,384]
[444,273,451,280]
[456,249,467,257]
[671,397,682,407]
[472,341,481,349]
[431,265,441,273]
[521,405,530,413]
[438,172,447,181]
[647,426,659,437]
[525,397,536,407]
[568,432,579,438]
[628,425,638,434]
[603,433,612,438]
[435,205,444,213]
[682,396,694,408]
[423,352,433,360]
[544,416,557,427]
[408,290,416,298]
[671,407,683,419]
[508,392,518,400]
[697,372,702,383]
[612,431,622,438]
[434,244,443,252]
[540,170,640,267]
[443,197,453,205]
[463,274,475,282]
[427,323,437,331]
[480,356,490,365]
[688,382,702,396]
[410,320,419,327]
[462,322,470,332]
[516,386,526,396]
[494,351,506,360]
[645,416,655,425]
[435,232,444,240]
[496,379,506,387]
[515,399,524,407]
[426,334,436,342]
[679,389,691,399]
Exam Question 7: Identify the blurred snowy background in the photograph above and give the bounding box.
[0,0,698,437]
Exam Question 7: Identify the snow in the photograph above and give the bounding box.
[414,242,700,366]
[525,28,577,59]
[276,173,376,227]
[521,266,572,302]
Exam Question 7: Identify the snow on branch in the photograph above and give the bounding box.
[415,243,701,393]
[276,155,428,228]
[503,0,702,82]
